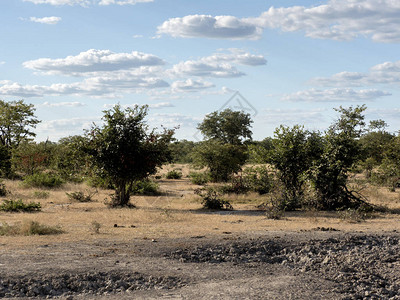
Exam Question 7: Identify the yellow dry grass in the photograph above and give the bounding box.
[1,164,400,250]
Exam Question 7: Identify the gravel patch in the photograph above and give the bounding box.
[0,271,185,298]
[165,234,400,299]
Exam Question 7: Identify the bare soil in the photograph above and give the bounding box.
[1,166,400,299]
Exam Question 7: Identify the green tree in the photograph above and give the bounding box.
[193,141,248,182]
[194,109,252,181]
[310,105,368,210]
[268,125,322,210]
[0,100,40,149]
[197,108,253,145]
[83,104,174,207]
[0,100,39,177]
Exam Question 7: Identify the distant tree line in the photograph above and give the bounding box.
[0,99,399,210]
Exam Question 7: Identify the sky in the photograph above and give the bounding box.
[1,0,400,142]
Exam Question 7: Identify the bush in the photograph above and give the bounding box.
[66,190,96,202]
[243,166,273,195]
[165,170,183,179]
[0,221,63,236]
[0,199,41,212]
[194,187,233,210]
[0,182,9,197]
[131,179,160,195]
[189,172,210,185]
[22,172,64,188]
[219,174,249,194]
[32,190,50,199]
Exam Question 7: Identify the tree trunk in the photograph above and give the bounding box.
[112,180,131,207]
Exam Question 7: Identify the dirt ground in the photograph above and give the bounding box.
[1,166,400,299]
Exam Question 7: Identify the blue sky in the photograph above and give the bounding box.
[1,0,400,142]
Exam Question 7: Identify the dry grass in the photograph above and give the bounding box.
[0,165,399,249]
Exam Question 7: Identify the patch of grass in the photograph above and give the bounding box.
[131,179,160,196]
[91,221,101,234]
[0,221,63,236]
[22,172,64,188]
[189,172,210,185]
[66,190,96,202]
[32,190,50,199]
[194,187,233,210]
[0,199,41,212]
[165,170,183,179]
[0,182,9,197]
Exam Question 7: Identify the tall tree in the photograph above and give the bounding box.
[83,104,174,207]
[0,100,40,149]
[197,108,253,145]
[194,109,253,182]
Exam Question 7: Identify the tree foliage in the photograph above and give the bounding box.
[268,125,323,210]
[310,105,368,210]
[197,108,253,145]
[83,104,174,207]
[0,100,39,149]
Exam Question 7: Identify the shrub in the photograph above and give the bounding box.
[20,221,63,235]
[189,172,210,185]
[243,166,273,195]
[22,172,64,188]
[131,179,160,195]
[32,190,50,199]
[165,170,183,179]
[194,187,233,210]
[0,199,41,212]
[219,174,249,194]
[66,190,96,202]
[0,182,9,197]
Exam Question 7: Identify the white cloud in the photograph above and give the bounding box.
[159,1,400,43]
[281,88,391,102]
[24,0,152,5]
[169,49,265,78]
[252,0,400,43]
[24,0,90,5]
[157,14,262,40]
[0,73,169,98]
[0,62,5,66]
[99,0,153,5]
[171,79,215,91]
[29,16,61,24]
[103,102,174,110]
[23,49,165,76]
[41,101,85,107]
[148,113,201,128]
[311,60,400,87]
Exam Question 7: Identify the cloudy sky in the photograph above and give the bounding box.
[1,0,400,141]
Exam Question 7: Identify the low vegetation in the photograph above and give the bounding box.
[0,220,63,236]
[0,199,41,212]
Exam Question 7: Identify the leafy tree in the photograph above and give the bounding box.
[0,100,39,177]
[310,105,368,210]
[268,125,323,210]
[83,104,174,207]
[194,109,252,181]
[53,135,90,181]
[197,108,253,145]
[359,119,394,166]
[193,140,248,182]
[378,135,400,190]
[169,139,197,163]
[12,141,55,176]
[0,100,39,149]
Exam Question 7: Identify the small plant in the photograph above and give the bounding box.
[243,166,273,195]
[165,170,183,179]
[266,194,285,220]
[0,182,9,197]
[131,179,160,195]
[0,221,63,236]
[20,221,63,235]
[338,203,374,223]
[22,172,64,188]
[189,172,210,185]
[32,190,50,199]
[0,199,41,212]
[194,187,233,210]
[91,221,101,234]
[66,190,97,202]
